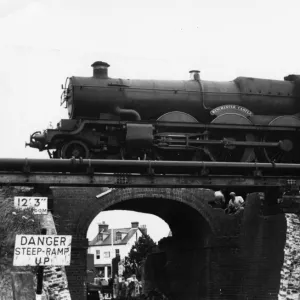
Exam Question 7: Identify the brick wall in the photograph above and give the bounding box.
[64,237,89,300]
[51,187,99,300]
[49,187,300,300]
[278,214,300,300]
[38,212,72,300]
[239,193,286,300]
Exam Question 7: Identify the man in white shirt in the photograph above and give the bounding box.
[227,192,244,214]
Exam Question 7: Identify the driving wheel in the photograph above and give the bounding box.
[61,140,89,159]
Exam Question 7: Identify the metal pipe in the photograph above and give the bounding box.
[156,139,281,148]
[155,122,300,132]
[2,158,300,172]
[114,106,141,121]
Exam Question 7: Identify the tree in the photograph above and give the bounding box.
[123,234,156,279]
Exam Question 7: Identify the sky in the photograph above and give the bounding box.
[1,0,300,242]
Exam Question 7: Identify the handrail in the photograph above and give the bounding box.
[1,158,300,173]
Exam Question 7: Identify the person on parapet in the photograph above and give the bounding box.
[214,190,226,209]
[226,192,244,214]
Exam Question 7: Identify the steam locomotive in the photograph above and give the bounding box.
[27,61,300,163]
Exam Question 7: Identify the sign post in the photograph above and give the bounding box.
[36,228,47,297]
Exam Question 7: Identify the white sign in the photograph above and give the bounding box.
[13,235,72,266]
[14,197,48,214]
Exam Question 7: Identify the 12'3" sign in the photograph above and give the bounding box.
[14,197,48,215]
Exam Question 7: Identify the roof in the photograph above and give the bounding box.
[89,227,144,246]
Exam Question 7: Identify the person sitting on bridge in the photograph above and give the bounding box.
[214,190,226,209]
[226,192,244,214]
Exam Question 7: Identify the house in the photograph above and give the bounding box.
[88,221,147,279]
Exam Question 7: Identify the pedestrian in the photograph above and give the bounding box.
[113,274,119,299]
[119,277,127,300]
[127,280,136,299]
[125,278,131,299]
[108,277,113,299]
[132,275,140,298]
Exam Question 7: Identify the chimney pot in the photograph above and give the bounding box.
[131,222,139,228]
[91,61,110,79]
[98,222,109,233]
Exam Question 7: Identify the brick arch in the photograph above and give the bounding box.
[76,188,220,237]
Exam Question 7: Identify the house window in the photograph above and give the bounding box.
[97,234,103,241]
[96,250,100,260]
[104,252,110,258]
[115,249,120,256]
[116,232,122,241]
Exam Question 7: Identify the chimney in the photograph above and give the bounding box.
[91,61,110,79]
[189,70,200,81]
[140,224,147,235]
[131,222,139,228]
[98,221,109,233]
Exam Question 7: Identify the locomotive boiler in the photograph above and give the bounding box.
[27,61,300,163]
